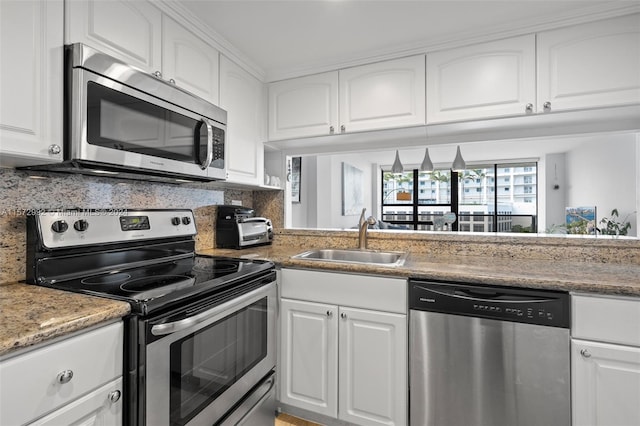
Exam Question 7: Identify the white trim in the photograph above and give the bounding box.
[265,2,640,82]
[154,0,266,81]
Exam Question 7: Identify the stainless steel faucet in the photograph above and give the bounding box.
[358,208,377,250]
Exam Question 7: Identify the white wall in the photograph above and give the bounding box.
[290,153,374,229]
[543,152,567,231]
[291,156,317,227]
[566,133,637,236]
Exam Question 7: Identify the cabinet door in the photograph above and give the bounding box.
[220,56,265,185]
[279,298,338,418]
[339,55,425,133]
[163,15,220,105]
[268,72,339,140]
[538,14,640,113]
[0,0,63,166]
[65,0,162,73]
[572,339,640,426]
[339,307,407,426]
[426,35,536,123]
[28,378,123,426]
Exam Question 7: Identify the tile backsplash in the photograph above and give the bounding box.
[0,168,283,284]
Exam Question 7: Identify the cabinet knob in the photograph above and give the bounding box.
[48,144,61,155]
[340,125,346,133]
[580,348,592,358]
[329,126,335,134]
[108,390,122,403]
[543,101,552,112]
[56,370,74,384]
[525,103,534,113]
[326,310,333,318]
[169,78,176,84]
[153,70,162,78]
[340,312,347,319]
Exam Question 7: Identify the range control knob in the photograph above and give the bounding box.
[51,220,68,233]
[73,219,89,232]
[181,216,191,225]
[171,217,181,226]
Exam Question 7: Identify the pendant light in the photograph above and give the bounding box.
[391,150,403,173]
[451,145,466,171]
[420,148,433,172]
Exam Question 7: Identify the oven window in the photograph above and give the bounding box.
[169,297,268,426]
[86,82,204,163]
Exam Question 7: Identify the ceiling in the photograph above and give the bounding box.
[177,0,631,81]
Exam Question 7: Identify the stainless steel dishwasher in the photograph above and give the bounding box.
[409,280,571,426]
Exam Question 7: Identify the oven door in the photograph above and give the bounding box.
[70,68,226,180]
[144,280,276,426]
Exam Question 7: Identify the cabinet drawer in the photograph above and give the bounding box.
[0,322,123,426]
[572,294,640,346]
[281,269,406,314]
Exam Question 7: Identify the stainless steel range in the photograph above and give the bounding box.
[26,209,277,426]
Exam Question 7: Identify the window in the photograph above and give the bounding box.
[381,161,537,233]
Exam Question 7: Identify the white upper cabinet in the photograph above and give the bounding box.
[220,56,266,185]
[162,15,219,105]
[0,0,64,166]
[268,55,425,141]
[537,13,640,113]
[65,0,162,73]
[269,72,339,140]
[339,55,426,133]
[426,35,536,123]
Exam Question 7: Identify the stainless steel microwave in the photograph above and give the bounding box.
[25,43,227,183]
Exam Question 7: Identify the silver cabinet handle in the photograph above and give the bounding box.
[57,370,73,384]
[48,144,61,155]
[340,125,346,133]
[326,310,333,318]
[329,126,335,134]
[153,70,162,78]
[108,390,122,403]
[340,312,347,319]
[580,348,591,358]
[543,101,552,112]
[525,103,534,113]
[169,78,176,84]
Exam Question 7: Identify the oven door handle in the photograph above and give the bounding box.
[151,282,273,336]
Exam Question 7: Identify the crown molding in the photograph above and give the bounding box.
[265,2,640,82]
[154,0,267,81]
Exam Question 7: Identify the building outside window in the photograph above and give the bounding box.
[381,161,537,233]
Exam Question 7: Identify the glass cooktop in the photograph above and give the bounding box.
[46,255,273,314]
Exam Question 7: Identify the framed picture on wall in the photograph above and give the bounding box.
[291,157,301,203]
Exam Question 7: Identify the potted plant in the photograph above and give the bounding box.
[598,208,634,236]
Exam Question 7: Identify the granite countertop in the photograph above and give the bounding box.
[0,282,131,357]
[3,241,638,358]
[201,246,640,297]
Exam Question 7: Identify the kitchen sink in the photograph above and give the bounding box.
[292,249,408,267]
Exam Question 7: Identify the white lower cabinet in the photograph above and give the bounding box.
[28,377,123,426]
[279,269,407,426]
[0,322,123,426]
[571,294,640,426]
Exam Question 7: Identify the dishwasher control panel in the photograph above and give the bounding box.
[409,280,570,328]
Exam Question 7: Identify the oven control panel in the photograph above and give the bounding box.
[34,209,197,249]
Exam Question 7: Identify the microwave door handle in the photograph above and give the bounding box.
[150,281,273,336]
[198,118,214,170]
